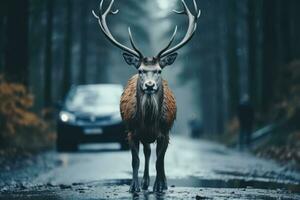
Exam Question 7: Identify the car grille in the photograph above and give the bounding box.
[76,115,111,123]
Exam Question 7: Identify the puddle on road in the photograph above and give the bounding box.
[102,176,300,193]
[213,169,300,183]
[1,177,299,200]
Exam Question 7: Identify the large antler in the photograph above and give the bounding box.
[92,0,143,58]
[157,0,201,59]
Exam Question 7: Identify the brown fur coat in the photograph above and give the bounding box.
[120,74,176,141]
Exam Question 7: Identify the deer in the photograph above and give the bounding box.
[93,0,200,193]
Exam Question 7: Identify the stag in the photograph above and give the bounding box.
[93,0,200,193]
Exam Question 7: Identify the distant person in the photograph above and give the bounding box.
[238,94,254,150]
[188,116,203,138]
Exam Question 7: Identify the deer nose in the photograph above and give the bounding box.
[145,81,155,90]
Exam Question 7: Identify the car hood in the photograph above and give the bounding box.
[67,105,119,117]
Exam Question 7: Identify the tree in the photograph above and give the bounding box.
[4,0,29,85]
[248,0,263,112]
[279,0,292,63]
[62,0,73,97]
[79,0,88,84]
[0,0,5,71]
[226,0,239,118]
[261,0,278,112]
[291,0,300,59]
[44,0,54,107]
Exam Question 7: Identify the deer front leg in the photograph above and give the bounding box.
[153,136,168,192]
[129,138,140,193]
[141,143,151,190]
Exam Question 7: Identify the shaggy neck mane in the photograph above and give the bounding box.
[136,81,163,128]
[141,94,159,123]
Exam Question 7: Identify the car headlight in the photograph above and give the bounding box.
[59,111,76,123]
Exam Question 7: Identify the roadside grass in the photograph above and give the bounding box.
[254,130,300,170]
[203,117,300,171]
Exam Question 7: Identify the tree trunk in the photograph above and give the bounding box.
[0,1,5,72]
[262,0,278,112]
[4,0,29,85]
[79,0,88,84]
[279,1,292,63]
[216,0,228,134]
[291,0,300,59]
[62,0,73,97]
[226,0,239,118]
[248,0,262,110]
[247,0,256,94]
[44,0,54,107]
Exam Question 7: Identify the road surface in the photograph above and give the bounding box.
[0,136,299,199]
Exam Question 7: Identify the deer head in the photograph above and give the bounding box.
[93,0,201,94]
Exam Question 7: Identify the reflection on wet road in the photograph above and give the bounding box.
[1,136,300,199]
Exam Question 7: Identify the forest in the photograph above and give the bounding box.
[0,0,300,165]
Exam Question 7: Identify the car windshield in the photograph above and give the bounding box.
[65,85,122,111]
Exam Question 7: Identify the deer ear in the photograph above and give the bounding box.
[159,53,178,68]
[123,53,140,68]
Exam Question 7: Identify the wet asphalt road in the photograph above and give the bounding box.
[0,136,300,199]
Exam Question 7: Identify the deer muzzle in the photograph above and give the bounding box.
[143,80,157,94]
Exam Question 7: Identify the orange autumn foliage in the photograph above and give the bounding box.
[0,75,44,136]
[273,60,300,120]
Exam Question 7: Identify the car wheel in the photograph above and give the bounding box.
[56,140,78,152]
[56,129,78,152]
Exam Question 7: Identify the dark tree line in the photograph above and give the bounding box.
[179,0,300,134]
[1,0,299,136]
[0,0,115,110]
[1,0,29,85]
[44,0,54,107]
[62,0,73,97]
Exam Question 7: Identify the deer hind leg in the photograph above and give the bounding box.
[129,135,140,193]
[141,142,151,190]
[153,135,169,192]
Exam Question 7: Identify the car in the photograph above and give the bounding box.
[56,84,129,152]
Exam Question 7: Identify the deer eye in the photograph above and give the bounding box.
[155,70,161,74]
[139,69,146,75]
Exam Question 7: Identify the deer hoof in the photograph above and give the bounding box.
[153,177,168,192]
[141,176,150,190]
[129,179,140,193]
